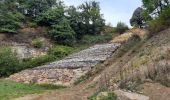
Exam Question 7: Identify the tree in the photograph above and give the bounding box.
[130,7,145,28]
[36,7,64,26]
[48,18,76,46]
[79,1,105,35]
[142,0,170,17]
[65,6,84,39]
[115,22,128,34]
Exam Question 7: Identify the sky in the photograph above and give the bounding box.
[63,0,142,27]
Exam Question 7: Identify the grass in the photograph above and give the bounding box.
[80,33,116,45]
[0,79,65,100]
[88,91,117,100]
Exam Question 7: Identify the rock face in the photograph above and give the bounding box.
[9,43,120,86]
[12,45,47,59]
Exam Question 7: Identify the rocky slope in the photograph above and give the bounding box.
[9,43,120,86]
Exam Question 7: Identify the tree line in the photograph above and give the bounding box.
[130,0,170,30]
[0,0,105,45]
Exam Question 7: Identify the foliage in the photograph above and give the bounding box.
[48,19,76,46]
[66,1,105,39]
[78,1,105,35]
[17,0,58,17]
[148,6,170,34]
[88,91,117,100]
[0,0,106,46]
[0,79,65,100]
[115,22,128,34]
[0,47,20,76]
[0,12,25,33]
[48,45,74,58]
[142,0,170,17]
[31,38,43,48]
[21,55,56,69]
[130,7,146,28]
[36,7,64,26]
[81,33,115,44]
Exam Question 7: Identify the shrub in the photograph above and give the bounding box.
[81,33,115,44]
[48,19,76,46]
[21,55,56,69]
[0,47,20,76]
[31,38,43,48]
[48,45,74,58]
[115,22,129,34]
[0,12,25,33]
[148,6,170,34]
[27,22,37,28]
[88,92,117,100]
[36,7,64,26]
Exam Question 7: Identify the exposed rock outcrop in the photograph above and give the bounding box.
[9,43,120,86]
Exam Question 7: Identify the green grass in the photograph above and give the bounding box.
[88,91,117,100]
[81,33,116,45]
[0,79,65,100]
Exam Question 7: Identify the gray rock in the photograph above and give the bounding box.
[9,43,120,86]
[114,90,149,100]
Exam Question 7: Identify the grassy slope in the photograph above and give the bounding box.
[99,28,170,91]
[0,79,65,100]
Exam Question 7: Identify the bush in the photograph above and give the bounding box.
[31,38,43,48]
[48,19,76,46]
[81,33,115,44]
[0,47,20,76]
[0,12,25,33]
[88,91,117,100]
[148,6,170,34]
[48,45,74,58]
[115,22,128,34]
[21,55,56,69]
[36,7,64,26]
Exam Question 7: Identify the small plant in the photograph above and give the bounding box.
[81,33,115,44]
[48,45,74,58]
[88,91,117,100]
[0,47,20,76]
[115,22,128,34]
[21,55,56,69]
[31,38,43,48]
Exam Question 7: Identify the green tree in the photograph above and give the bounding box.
[142,0,170,16]
[19,0,58,17]
[130,7,145,28]
[115,22,128,34]
[79,1,105,35]
[36,7,64,26]
[66,6,85,39]
[0,47,20,76]
[48,18,76,46]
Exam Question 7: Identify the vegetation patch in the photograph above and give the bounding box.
[31,38,43,48]
[88,91,117,100]
[0,79,65,100]
[81,33,115,45]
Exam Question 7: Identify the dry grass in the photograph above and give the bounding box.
[99,28,170,91]
[111,28,148,44]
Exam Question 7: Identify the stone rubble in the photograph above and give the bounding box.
[9,43,120,86]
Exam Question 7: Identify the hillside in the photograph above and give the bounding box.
[1,0,170,100]
[8,28,170,100]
